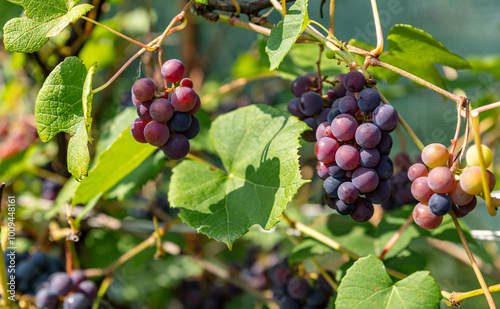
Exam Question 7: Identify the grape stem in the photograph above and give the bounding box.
[378,213,413,260]
[369,0,384,57]
[329,0,335,35]
[471,101,500,114]
[91,275,113,309]
[153,216,165,259]
[470,112,496,216]
[316,44,324,93]
[281,0,286,18]
[449,211,497,308]
[0,183,16,308]
[280,213,408,279]
[80,16,155,51]
[447,284,500,306]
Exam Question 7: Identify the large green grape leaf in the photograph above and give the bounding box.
[336,255,441,309]
[169,105,309,248]
[34,57,96,180]
[350,24,471,88]
[266,0,310,70]
[3,0,93,53]
[72,127,156,205]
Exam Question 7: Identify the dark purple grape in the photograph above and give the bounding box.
[272,288,287,302]
[36,288,59,309]
[306,289,329,306]
[350,198,374,222]
[161,134,190,160]
[357,88,380,112]
[428,193,452,216]
[63,292,88,309]
[299,91,324,116]
[280,296,302,309]
[352,167,379,193]
[291,76,314,97]
[331,114,357,141]
[132,78,156,101]
[335,144,360,171]
[170,87,197,112]
[287,277,309,299]
[69,270,87,289]
[316,108,331,125]
[365,180,391,204]
[150,98,174,122]
[393,152,412,170]
[327,108,341,125]
[137,100,153,121]
[144,121,170,147]
[131,90,140,106]
[332,74,347,97]
[269,264,292,287]
[179,116,200,139]
[345,90,356,97]
[338,96,358,115]
[287,98,307,120]
[373,104,398,131]
[336,200,356,215]
[375,155,394,180]
[355,123,381,148]
[394,188,416,205]
[328,162,345,178]
[359,147,380,168]
[323,177,345,198]
[77,280,97,299]
[453,196,477,218]
[337,181,359,204]
[331,98,342,110]
[161,59,186,83]
[377,131,393,155]
[302,117,318,142]
[170,111,192,132]
[343,71,365,92]
[315,137,339,164]
[130,118,148,143]
[324,196,336,210]
[180,78,194,88]
[50,272,73,296]
[189,94,201,115]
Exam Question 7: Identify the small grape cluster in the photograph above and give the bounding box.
[4,250,63,295]
[381,152,418,211]
[35,270,97,309]
[130,59,201,160]
[302,71,398,222]
[268,259,334,309]
[409,143,496,229]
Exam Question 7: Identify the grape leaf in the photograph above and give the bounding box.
[3,0,93,53]
[72,126,156,205]
[34,57,96,180]
[169,105,309,248]
[336,255,441,309]
[266,0,310,70]
[350,24,471,88]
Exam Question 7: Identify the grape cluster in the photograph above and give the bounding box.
[306,71,398,222]
[3,250,63,295]
[35,270,97,309]
[381,152,418,211]
[268,259,333,309]
[130,59,201,160]
[409,143,495,229]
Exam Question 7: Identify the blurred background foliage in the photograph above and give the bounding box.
[0,0,500,308]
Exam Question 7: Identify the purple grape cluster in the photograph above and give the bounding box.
[380,152,418,211]
[35,270,97,309]
[130,59,201,160]
[309,71,399,222]
[268,259,334,309]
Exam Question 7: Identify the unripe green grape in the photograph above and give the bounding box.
[325,49,336,59]
[459,166,484,195]
[466,144,493,168]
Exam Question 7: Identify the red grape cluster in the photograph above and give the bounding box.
[409,143,495,229]
[130,59,201,160]
[297,71,399,222]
